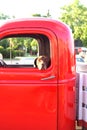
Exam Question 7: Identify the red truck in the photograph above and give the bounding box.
[0,18,76,130]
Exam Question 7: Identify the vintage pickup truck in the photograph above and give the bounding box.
[0,18,76,130]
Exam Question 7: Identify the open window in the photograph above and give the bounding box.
[0,33,50,69]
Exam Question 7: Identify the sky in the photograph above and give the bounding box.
[0,0,87,19]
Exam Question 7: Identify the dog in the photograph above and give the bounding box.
[34,55,50,70]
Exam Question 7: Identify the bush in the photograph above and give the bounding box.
[0,47,25,58]
[14,50,25,57]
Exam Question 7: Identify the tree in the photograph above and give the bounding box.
[32,10,51,18]
[32,14,41,17]
[0,12,10,19]
[30,39,38,55]
[59,0,87,46]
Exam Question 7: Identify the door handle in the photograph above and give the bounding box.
[41,75,56,80]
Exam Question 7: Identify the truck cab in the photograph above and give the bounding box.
[0,18,76,130]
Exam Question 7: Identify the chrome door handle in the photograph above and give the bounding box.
[41,75,56,80]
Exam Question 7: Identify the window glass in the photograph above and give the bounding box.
[0,34,50,69]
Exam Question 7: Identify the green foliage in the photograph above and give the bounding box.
[30,39,38,55]
[0,46,5,56]
[13,50,25,57]
[0,12,10,19]
[30,39,38,50]
[0,37,38,58]
[0,46,4,50]
[60,0,87,46]
[32,10,51,18]
[0,39,9,48]
[32,14,41,17]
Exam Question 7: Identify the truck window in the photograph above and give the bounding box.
[0,34,50,69]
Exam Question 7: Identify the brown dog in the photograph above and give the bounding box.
[34,55,50,70]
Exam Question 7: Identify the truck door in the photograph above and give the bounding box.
[0,27,58,130]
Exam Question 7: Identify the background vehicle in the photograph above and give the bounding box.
[75,47,87,54]
[76,55,84,63]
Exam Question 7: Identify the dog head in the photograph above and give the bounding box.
[34,55,50,70]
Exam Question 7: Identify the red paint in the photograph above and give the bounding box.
[0,18,76,130]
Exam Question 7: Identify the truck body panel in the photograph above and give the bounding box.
[0,18,76,130]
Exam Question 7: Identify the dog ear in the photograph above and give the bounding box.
[34,58,38,68]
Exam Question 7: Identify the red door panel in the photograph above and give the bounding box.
[0,83,57,130]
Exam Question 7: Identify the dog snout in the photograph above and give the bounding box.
[41,62,44,66]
